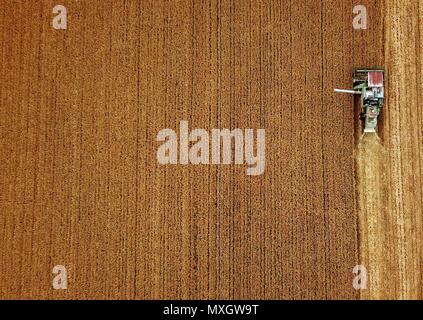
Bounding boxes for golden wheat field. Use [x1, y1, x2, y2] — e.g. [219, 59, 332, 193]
[0, 0, 422, 299]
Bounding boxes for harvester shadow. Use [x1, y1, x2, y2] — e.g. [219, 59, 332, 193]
[355, 133, 390, 298]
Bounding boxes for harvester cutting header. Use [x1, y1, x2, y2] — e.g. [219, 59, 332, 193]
[335, 68, 385, 133]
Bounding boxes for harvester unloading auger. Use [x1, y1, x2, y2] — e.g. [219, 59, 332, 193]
[335, 69, 385, 133]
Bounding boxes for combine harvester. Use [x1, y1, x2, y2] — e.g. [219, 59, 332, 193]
[335, 68, 385, 133]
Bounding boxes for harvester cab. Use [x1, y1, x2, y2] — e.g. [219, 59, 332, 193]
[335, 69, 385, 133]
